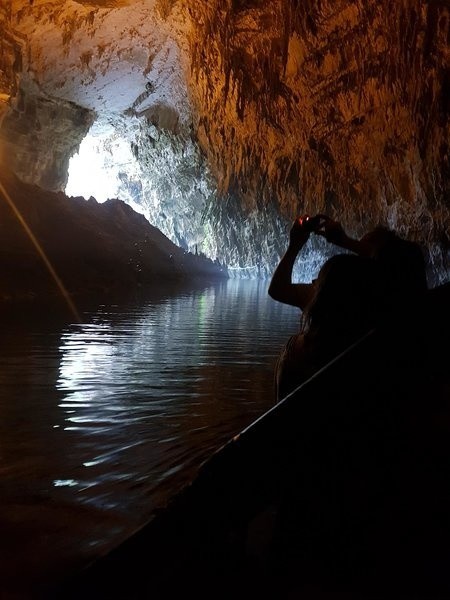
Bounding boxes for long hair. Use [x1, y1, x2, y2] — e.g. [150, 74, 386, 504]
[301, 254, 379, 351]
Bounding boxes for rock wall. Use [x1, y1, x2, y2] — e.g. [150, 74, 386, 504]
[0, 87, 94, 191]
[0, 0, 449, 281]
[188, 0, 450, 267]
[0, 0, 191, 191]
[0, 2, 23, 126]
[0, 1, 95, 190]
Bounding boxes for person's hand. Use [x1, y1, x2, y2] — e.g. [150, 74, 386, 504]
[316, 217, 349, 246]
[289, 216, 311, 248]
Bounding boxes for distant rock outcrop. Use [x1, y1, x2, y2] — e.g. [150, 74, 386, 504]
[0, 164, 227, 303]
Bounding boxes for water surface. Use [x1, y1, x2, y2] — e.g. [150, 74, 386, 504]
[0, 279, 300, 596]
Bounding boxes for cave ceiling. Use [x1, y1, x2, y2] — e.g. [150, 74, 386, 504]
[0, 0, 449, 279]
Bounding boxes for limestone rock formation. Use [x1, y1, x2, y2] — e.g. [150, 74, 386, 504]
[0, 0, 449, 281]
[188, 0, 450, 275]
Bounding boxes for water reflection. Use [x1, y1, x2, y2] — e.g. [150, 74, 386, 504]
[0, 279, 300, 595]
[55, 281, 296, 511]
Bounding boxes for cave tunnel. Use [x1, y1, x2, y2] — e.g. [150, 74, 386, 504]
[0, 1, 449, 599]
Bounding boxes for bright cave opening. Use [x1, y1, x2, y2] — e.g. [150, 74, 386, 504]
[65, 128, 144, 215]
[64, 124, 325, 281]
[65, 122, 221, 270]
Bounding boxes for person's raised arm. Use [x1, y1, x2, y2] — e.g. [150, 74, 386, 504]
[317, 217, 369, 255]
[268, 218, 315, 310]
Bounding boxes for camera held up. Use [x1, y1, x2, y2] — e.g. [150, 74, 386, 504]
[297, 214, 328, 232]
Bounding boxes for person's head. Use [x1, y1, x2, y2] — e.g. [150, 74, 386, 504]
[360, 226, 397, 258]
[302, 254, 379, 342]
[362, 227, 428, 310]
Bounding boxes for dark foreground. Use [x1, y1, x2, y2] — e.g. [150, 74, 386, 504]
[47, 283, 449, 600]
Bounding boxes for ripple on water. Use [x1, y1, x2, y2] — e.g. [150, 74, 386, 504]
[0, 279, 301, 595]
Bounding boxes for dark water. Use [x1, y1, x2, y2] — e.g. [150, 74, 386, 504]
[0, 279, 300, 597]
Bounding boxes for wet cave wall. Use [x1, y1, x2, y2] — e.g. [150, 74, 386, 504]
[0, 0, 449, 282]
[0, 0, 244, 273]
[187, 0, 450, 281]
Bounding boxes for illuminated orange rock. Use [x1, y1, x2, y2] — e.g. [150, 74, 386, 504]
[188, 0, 450, 245]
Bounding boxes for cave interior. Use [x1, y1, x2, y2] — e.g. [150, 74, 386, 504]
[0, 0, 449, 301]
[1, 2, 450, 598]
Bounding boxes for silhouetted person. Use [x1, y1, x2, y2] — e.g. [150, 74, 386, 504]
[269, 215, 379, 401]
[313, 217, 433, 420]
[318, 219, 428, 316]
[268, 217, 450, 598]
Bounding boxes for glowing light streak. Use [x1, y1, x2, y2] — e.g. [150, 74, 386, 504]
[53, 479, 78, 487]
[0, 178, 81, 322]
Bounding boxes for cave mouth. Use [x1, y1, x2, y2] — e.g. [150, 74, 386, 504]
[64, 114, 233, 264]
[63, 122, 330, 282]
[65, 125, 144, 215]
[64, 120, 220, 264]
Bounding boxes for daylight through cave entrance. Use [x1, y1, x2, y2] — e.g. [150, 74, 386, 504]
[66, 128, 144, 213]
[64, 123, 329, 281]
[65, 121, 223, 267]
